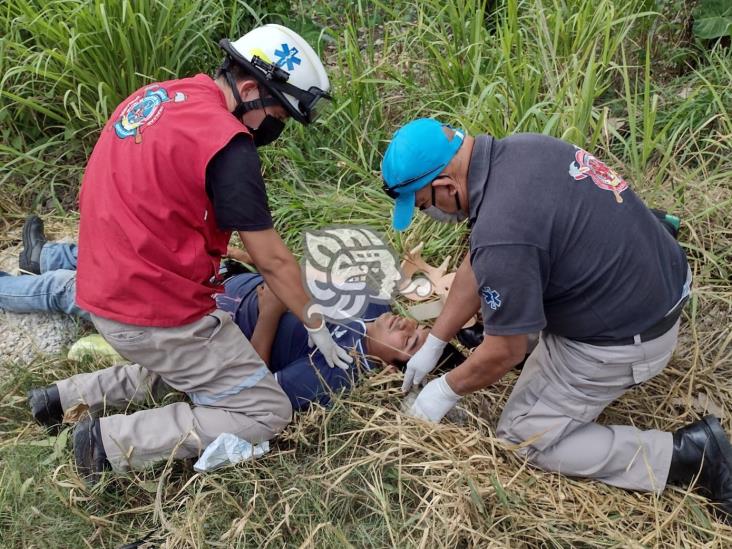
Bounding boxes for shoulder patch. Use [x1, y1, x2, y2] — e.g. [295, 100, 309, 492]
[480, 286, 502, 311]
[568, 147, 628, 203]
[114, 85, 186, 144]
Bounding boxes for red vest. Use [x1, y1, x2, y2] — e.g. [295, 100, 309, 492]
[76, 74, 249, 326]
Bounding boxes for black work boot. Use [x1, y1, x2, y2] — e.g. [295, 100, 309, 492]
[457, 324, 484, 349]
[667, 415, 732, 522]
[18, 215, 47, 274]
[27, 384, 64, 433]
[73, 415, 111, 485]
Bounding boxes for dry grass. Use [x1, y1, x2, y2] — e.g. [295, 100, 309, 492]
[5, 156, 732, 547]
[1, 269, 731, 546]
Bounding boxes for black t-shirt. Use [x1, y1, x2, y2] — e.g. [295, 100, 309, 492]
[467, 133, 688, 342]
[205, 133, 274, 231]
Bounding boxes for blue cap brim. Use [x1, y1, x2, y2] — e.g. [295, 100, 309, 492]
[392, 192, 416, 231]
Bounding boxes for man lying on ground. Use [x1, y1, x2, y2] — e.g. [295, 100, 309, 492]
[18, 220, 460, 479]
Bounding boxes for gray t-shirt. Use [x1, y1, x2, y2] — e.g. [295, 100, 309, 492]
[468, 133, 688, 341]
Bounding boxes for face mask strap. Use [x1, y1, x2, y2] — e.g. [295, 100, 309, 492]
[433, 178, 463, 214]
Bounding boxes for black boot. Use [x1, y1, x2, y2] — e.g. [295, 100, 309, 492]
[18, 215, 47, 274]
[667, 415, 732, 521]
[73, 414, 111, 485]
[456, 325, 527, 369]
[27, 384, 64, 433]
[457, 324, 484, 349]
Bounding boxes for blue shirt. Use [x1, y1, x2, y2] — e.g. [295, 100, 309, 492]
[215, 273, 390, 411]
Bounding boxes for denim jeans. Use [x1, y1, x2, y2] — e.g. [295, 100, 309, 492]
[0, 242, 89, 319]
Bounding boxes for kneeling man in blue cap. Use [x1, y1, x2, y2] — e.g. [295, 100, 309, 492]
[380, 117, 732, 520]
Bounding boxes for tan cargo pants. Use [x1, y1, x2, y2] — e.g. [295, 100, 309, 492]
[56, 309, 292, 471]
[496, 319, 680, 493]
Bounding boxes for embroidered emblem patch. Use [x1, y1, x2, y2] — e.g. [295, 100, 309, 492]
[274, 43, 301, 71]
[568, 148, 628, 203]
[480, 286, 502, 311]
[114, 86, 186, 143]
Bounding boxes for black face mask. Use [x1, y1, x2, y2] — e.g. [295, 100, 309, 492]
[247, 114, 285, 147]
[220, 59, 285, 147]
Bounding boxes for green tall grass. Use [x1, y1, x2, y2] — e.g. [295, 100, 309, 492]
[2, 1, 218, 140]
[0, 0, 274, 213]
[265, 0, 731, 263]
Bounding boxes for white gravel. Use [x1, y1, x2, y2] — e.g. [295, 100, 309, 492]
[0, 242, 82, 367]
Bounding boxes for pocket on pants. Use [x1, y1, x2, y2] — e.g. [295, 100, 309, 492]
[631, 350, 673, 385]
[198, 310, 260, 366]
[191, 312, 225, 342]
[503, 371, 606, 434]
[500, 390, 584, 453]
[105, 329, 148, 343]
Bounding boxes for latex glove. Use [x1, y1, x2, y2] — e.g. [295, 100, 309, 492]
[307, 320, 353, 370]
[401, 333, 447, 392]
[408, 374, 461, 423]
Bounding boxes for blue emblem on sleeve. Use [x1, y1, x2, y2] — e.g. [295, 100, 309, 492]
[480, 286, 502, 311]
[274, 43, 301, 71]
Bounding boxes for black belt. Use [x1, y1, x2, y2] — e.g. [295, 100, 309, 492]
[574, 296, 688, 347]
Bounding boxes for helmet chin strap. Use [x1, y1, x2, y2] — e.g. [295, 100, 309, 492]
[233, 95, 280, 120]
[221, 56, 280, 120]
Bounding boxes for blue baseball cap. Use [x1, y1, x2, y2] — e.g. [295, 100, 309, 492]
[381, 118, 464, 231]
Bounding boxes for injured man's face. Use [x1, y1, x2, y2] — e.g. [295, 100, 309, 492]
[364, 312, 430, 367]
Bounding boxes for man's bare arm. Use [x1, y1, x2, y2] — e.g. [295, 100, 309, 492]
[431, 251, 481, 341]
[250, 284, 287, 366]
[238, 229, 319, 328]
[226, 245, 253, 264]
[446, 334, 528, 395]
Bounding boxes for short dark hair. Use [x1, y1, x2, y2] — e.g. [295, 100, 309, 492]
[433, 343, 466, 373]
[392, 343, 465, 373]
[215, 59, 255, 82]
[216, 59, 278, 105]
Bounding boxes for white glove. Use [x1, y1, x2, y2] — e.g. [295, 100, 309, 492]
[408, 374, 461, 423]
[401, 333, 447, 392]
[307, 320, 353, 370]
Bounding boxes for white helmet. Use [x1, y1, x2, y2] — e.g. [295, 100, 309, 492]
[219, 24, 331, 125]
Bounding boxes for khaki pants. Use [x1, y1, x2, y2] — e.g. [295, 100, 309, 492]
[56, 310, 292, 471]
[496, 320, 679, 493]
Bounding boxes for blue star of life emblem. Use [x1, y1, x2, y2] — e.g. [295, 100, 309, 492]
[274, 43, 302, 71]
[480, 286, 502, 311]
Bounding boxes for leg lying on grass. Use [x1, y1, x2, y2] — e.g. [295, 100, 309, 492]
[0, 238, 89, 319]
[0, 268, 88, 319]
